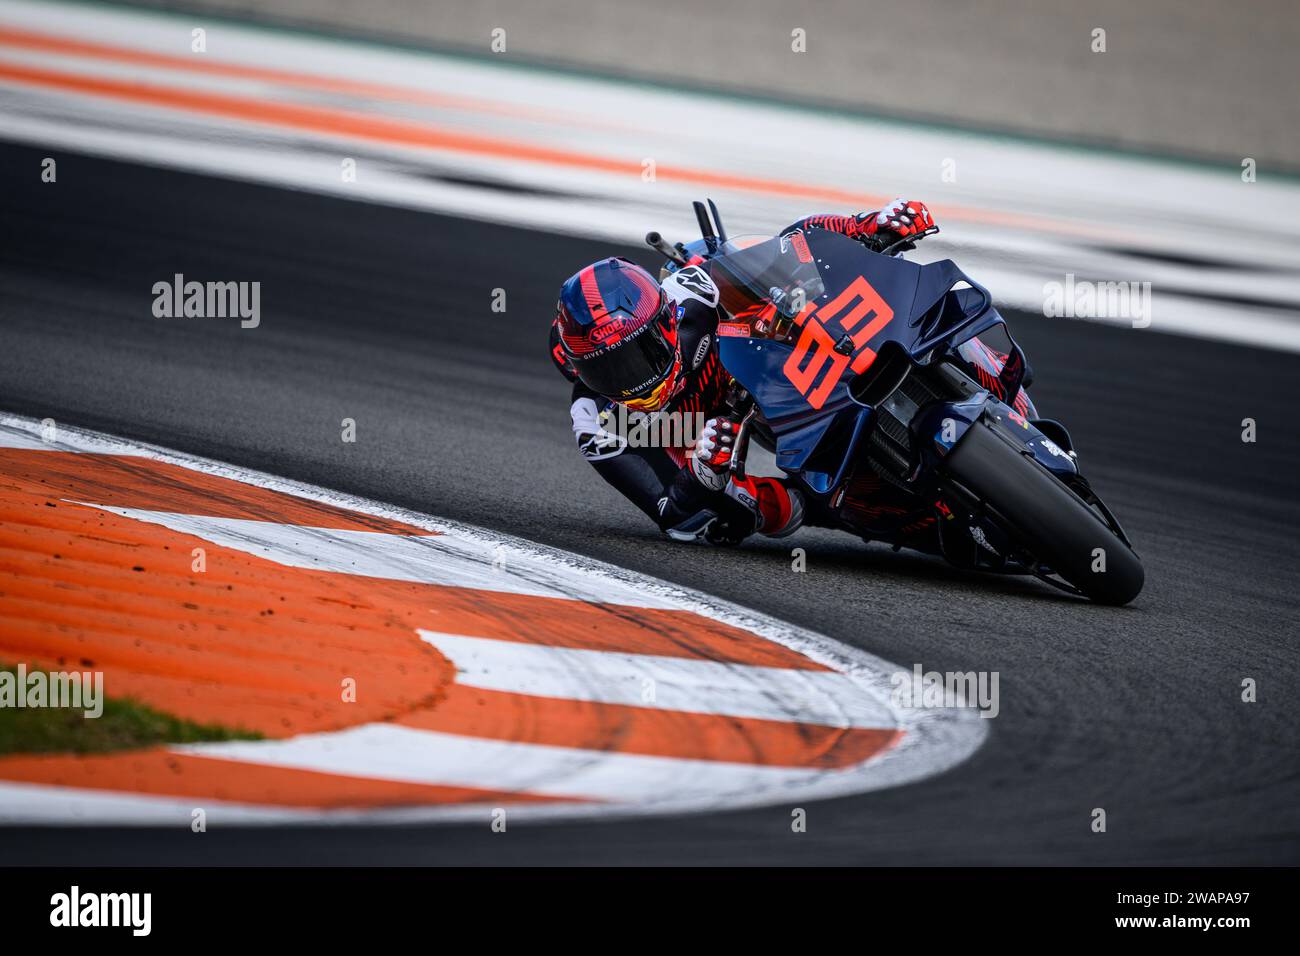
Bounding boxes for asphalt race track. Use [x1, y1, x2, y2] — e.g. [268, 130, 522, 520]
[1, 141, 1297, 865]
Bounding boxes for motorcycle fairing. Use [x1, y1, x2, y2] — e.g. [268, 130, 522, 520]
[714, 230, 1000, 473]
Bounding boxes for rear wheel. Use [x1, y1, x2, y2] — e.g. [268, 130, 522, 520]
[941, 418, 1144, 605]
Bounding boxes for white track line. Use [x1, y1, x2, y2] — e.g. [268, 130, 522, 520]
[73, 504, 677, 608]
[182, 724, 843, 805]
[0, 780, 315, 824]
[419, 630, 894, 728]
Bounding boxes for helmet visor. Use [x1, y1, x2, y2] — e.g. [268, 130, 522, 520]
[570, 315, 676, 400]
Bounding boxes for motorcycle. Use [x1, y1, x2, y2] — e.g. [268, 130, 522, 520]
[646, 200, 1144, 605]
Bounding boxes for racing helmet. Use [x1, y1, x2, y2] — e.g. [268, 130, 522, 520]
[555, 257, 684, 411]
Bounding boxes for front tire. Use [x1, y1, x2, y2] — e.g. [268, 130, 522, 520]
[941, 418, 1144, 605]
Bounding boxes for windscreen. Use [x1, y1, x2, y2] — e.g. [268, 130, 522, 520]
[709, 231, 825, 323]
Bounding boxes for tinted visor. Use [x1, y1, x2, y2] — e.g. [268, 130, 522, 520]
[571, 315, 675, 400]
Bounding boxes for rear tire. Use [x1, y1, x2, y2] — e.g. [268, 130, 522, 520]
[942, 419, 1144, 605]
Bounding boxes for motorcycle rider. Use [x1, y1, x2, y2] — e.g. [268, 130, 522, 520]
[549, 199, 938, 544]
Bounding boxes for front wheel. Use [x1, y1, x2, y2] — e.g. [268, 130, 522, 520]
[941, 419, 1144, 605]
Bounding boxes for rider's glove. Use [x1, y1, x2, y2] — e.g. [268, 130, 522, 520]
[857, 199, 938, 253]
[688, 416, 739, 491]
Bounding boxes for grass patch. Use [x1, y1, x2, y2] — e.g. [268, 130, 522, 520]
[0, 664, 263, 756]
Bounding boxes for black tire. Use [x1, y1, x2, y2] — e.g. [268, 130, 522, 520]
[941, 418, 1145, 605]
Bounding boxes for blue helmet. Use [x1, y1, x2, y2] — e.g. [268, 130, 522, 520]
[554, 257, 682, 408]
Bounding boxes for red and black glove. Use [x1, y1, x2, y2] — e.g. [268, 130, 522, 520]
[857, 198, 938, 253]
[688, 416, 740, 491]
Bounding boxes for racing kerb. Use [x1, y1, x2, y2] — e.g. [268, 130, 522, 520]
[0, 414, 987, 824]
